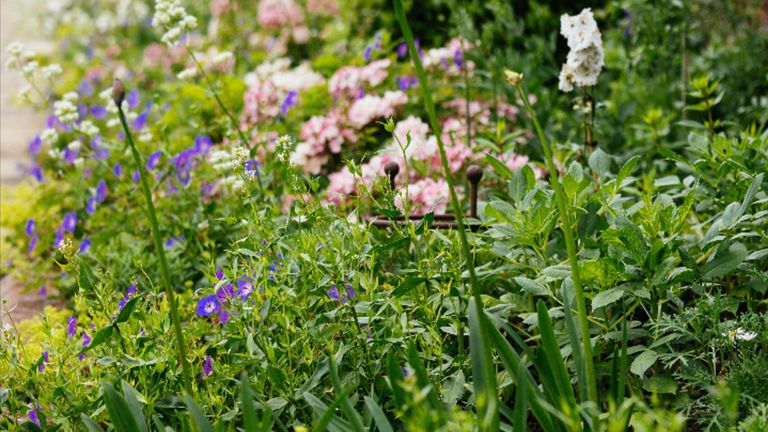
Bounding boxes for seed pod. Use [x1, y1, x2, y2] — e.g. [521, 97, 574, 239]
[111, 78, 125, 107]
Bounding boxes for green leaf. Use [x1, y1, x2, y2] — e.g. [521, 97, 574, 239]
[240, 372, 260, 432]
[513, 276, 549, 296]
[115, 297, 140, 324]
[702, 242, 748, 279]
[591, 288, 625, 311]
[364, 397, 394, 432]
[484, 154, 514, 179]
[79, 261, 98, 291]
[102, 381, 142, 432]
[183, 394, 215, 432]
[588, 148, 611, 177]
[617, 155, 639, 185]
[327, 355, 365, 430]
[81, 415, 106, 432]
[468, 298, 500, 432]
[630, 350, 658, 377]
[79, 326, 114, 356]
[391, 276, 428, 297]
[642, 376, 678, 394]
[120, 381, 147, 432]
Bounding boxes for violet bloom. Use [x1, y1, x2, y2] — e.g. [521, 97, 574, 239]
[146, 151, 161, 170]
[236, 279, 254, 301]
[67, 316, 77, 339]
[62, 211, 77, 233]
[245, 160, 261, 177]
[28, 135, 42, 154]
[126, 89, 139, 109]
[344, 284, 356, 303]
[216, 283, 235, 302]
[53, 228, 64, 248]
[194, 135, 212, 154]
[86, 197, 98, 215]
[217, 310, 230, 324]
[91, 137, 110, 160]
[281, 91, 298, 116]
[374, 33, 382, 49]
[397, 42, 408, 58]
[132, 170, 140, 183]
[28, 409, 41, 427]
[203, 355, 213, 378]
[196, 295, 221, 317]
[28, 235, 38, 255]
[63, 147, 79, 164]
[114, 162, 122, 177]
[79, 79, 94, 97]
[30, 166, 43, 183]
[127, 283, 138, 296]
[96, 180, 107, 202]
[25, 219, 35, 236]
[39, 285, 47, 299]
[38, 351, 49, 372]
[453, 49, 464, 67]
[90, 105, 107, 119]
[363, 45, 373, 62]
[397, 76, 411, 91]
[327, 284, 340, 301]
[132, 111, 150, 131]
[216, 268, 224, 280]
[78, 238, 91, 254]
[79, 332, 91, 360]
[164, 236, 184, 248]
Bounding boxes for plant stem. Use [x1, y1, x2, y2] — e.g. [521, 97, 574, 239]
[514, 84, 599, 420]
[117, 105, 194, 394]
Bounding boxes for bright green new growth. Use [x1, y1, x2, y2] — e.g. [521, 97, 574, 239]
[114, 79, 194, 394]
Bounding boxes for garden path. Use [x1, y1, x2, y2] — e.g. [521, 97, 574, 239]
[1, 0, 54, 325]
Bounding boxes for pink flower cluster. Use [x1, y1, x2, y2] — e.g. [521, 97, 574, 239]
[328, 59, 391, 98]
[257, 0, 310, 43]
[290, 114, 357, 174]
[347, 91, 408, 128]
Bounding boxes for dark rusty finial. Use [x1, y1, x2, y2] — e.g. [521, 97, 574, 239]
[384, 161, 399, 191]
[467, 165, 483, 218]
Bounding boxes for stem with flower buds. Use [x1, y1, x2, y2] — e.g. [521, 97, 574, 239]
[114, 80, 194, 394]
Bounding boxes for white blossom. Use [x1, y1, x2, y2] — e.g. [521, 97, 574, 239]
[176, 67, 197, 80]
[724, 328, 758, 342]
[41, 128, 58, 145]
[77, 120, 100, 137]
[558, 8, 604, 92]
[210, 51, 233, 65]
[54, 99, 79, 123]
[41, 64, 63, 79]
[153, 0, 198, 46]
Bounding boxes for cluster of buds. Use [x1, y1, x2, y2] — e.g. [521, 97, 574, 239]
[232, 146, 249, 170]
[58, 237, 77, 261]
[53, 92, 80, 124]
[152, 0, 198, 46]
[274, 135, 293, 163]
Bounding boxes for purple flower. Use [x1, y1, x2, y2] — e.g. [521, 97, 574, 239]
[79, 332, 92, 360]
[79, 79, 94, 97]
[196, 295, 221, 317]
[146, 151, 161, 170]
[397, 42, 408, 58]
[236, 279, 254, 301]
[96, 180, 107, 202]
[216, 283, 235, 302]
[276, 252, 284, 259]
[397, 76, 411, 91]
[194, 135, 212, 154]
[281, 90, 298, 116]
[114, 163, 122, 177]
[28, 409, 41, 427]
[356, 87, 365, 99]
[63, 147, 79, 164]
[62, 211, 77, 233]
[203, 355, 213, 378]
[78, 239, 91, 253]
[344, 284, 356, 302]
[30, 166, 43, 183]
[38, 351, 49, 372]
[374, 33, 383, 49]
[90, 105, 107, 119]
[28, 235, 38, 255]
[217, 310, 230, 324]
[453, 49, 464, 67]
[327, 284, 340, 301]
[246, 159, 261, 177]
[86, 197, 98, 214]
[54, 228, 64, 248]
[67, 316, 77, 339]
[402, 367, 410, 378]
[164, 236, 185, 248]
[91, 136, 110, 160]
[126, 89, 140, 109]
[132, 111, 150, 131]
[216, 268, 224, 280]
[40, 285, 47, 299]
[363, 45, 373, 62]
[28, 135, 42, 155]
[132, 170, 140, 183]
[127, 283, 138, 296]
[25, 219, 35, 237]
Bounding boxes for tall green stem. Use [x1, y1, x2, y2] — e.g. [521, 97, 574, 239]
[514, 83, 598, 418]
[116, 96, 194, 394]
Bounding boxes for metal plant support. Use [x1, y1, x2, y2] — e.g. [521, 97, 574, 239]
[364, 162, 484, 231]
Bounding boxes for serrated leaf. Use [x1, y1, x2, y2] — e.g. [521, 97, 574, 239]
[591, 288, 625, 311]
[630, 350, 658, 377]
[513, 276, 549, 296]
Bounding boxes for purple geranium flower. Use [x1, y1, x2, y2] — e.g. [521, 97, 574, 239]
[28, 135, 42, 155]
[78, 239, 91, 253]
[327, 284, 340, 301]
[90, 105, 107, 119]
[113, 163, 122, 177]
[453, 49, 464, 67]
[132, 170, 140, 183]
[25, 219, 35, 237]
[127, 283, 138, 296]
[86, 197, 98, 215]
[202, 355, 213, 378]
[281, 90, 298, 116]
[79, 331, 91, 360]
[132, 111, 150, 131]
[30, 166, 43, 183]
[246, 159, 261, 177]
[40, 285, 47, 299]
[91, 136, 110, 160]
[146, 151, 161, 170]
[194, 135, 212, 154]
[28, 235, 38, 255]
[196, 295, 221, 317]
[216, 283, 235, 302]
[397, 76, 411, 91]
[397, 42, 408, 58]
[38, 351, 49, 372]
[28, 409, 41, 427]
[217, 310, 230, 324]
[236, 279, 254, 301]
[216, 268, 224, 280]
[96, 180, 107, 202]
[363, 45, 373, 62]
[54, 228, 64, 248]
[67, 316, 77, 339]
[62, 211, 77, 233]
[126, 89, 139, 109]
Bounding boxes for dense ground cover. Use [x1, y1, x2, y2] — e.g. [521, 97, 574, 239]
[1, 0, 767, 430]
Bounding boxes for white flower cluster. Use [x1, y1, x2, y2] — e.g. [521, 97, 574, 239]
[5, 42, 63, 104]
[723, 328, 758, 342]
[41, 128, 58, 146]
[54, 92, 80, 124]
[558, 8, 604, 93]
[152, 0, 198, 46]
[77, 120, 100, 137]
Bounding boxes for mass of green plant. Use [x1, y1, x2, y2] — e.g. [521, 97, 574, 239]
[1, 0, 767, 431]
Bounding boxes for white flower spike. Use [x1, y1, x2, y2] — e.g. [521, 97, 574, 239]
[558, 8, 604, 92]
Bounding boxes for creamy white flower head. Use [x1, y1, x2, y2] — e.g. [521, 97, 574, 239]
[6, 41, 24, 56]
[77, 120, 100, 137]
[22, 61, 38, 77]
[724, 328, 758, 342]
[210, 51, 233, 65]
[558, 8, 604, 92]
[176, 68, 197, 80]
[54, 99, 79, 123]
[41, 64, 63, 79]
[41, 128, 58, 145]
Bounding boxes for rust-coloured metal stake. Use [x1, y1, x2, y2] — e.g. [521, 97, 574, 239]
[467, 164, 483, 218]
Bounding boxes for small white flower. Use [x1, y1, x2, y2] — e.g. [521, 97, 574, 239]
[724, 327, 758, 342]
[77, 120, 99, 137]
[6, 41, 24, 56]
[558, 8, 604, 92]
[63, 91, 79, 102]
[176, 68, 197, 80]
[4, 57, 19, 70]
[21, 61, 38, 77]
[41, 128, 58, 145]
[53, 99, 79, 123]
[67, 140, 82, 151]
[73, 157, 84, 168]
[210, 51, 233, 65]
[41, 64, 63, 79]
[139, 130, 153, 142]
[17, 85, 32, 101]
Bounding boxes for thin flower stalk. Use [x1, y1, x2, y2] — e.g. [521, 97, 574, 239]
[512, 78, 599, 420]
[113, 79, 194, 394]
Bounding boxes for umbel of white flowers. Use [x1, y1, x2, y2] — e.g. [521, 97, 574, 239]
[558, 8, 604, 93]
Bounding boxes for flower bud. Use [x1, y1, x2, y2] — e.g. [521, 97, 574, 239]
[504, 69, 524, 86]
[111, 78, 125, 107]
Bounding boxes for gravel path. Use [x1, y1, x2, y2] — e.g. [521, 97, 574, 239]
[1, 0, 54, 325]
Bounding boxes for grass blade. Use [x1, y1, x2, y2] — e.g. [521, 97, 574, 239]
[183, 394, 214, 432]
[468, 298, 500, 431]
[364, 396, 394, 432]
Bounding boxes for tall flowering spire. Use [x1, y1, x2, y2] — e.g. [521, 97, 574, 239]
[558, 8, 604, 92]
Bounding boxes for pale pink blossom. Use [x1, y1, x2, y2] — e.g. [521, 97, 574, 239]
[347, 91, 408, 128]
[290, 142, 329, 174]
[307, 0, 339, 16]
[258, 0, 305, 29]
